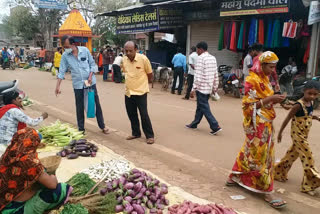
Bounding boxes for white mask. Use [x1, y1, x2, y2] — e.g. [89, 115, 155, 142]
[64, 48, 72, 54]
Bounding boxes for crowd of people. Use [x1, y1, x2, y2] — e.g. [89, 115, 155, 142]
[1, 34, 320, 212]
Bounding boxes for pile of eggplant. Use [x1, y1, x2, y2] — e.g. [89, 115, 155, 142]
[56, 139, 98, 159]
[100, 168, 169, 214]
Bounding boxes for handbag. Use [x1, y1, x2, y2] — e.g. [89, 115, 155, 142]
[84, 87, 96, 118]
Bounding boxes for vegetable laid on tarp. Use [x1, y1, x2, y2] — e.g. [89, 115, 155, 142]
[39, 120, 84, 146]
[67, 173, 97, 197]
[81, 159, 131, 181]
[56, 139, 98, 159]
[99, 168, 169, 213]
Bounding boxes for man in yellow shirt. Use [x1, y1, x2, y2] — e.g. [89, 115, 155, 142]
[53, 47, 62, 73]
[122, 41, 155, 144]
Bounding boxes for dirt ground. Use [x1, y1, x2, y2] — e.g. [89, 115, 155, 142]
[2, 68, 320, 214]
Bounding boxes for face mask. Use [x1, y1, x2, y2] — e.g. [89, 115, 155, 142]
[64, 48, 72, 54]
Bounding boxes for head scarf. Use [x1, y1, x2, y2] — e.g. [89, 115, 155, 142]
[259, 51, 279, 64]
[0, 128, 44, 211]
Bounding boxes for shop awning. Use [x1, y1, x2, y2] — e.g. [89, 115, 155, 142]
[95, 0, 205, 17]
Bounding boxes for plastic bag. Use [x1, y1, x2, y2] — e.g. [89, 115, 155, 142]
[84, 87, 96, 118]
[211, 92, 221, 101]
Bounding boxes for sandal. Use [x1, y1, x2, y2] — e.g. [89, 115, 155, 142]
[265, 198, 287, 209]
[126, 136, 141, 140]
[146, 138, 155, 144]
[102, 129, 110, 135]
[225, 179, 237, 187]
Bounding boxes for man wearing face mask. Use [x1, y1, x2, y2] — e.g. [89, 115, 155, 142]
[279, 57, 298, 96]
[55, 35, 109, 134]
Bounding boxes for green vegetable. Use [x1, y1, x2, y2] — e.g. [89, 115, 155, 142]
[67, 173, 97, 196]
[39, 120, 84, 147]
[83, 192, 118, 214]
[61, 203, 88, 214]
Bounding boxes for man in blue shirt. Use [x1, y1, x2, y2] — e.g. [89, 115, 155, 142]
[171, 48, 187, 95]
[1, 47, 9, 69]
[55, 35, 109, 134]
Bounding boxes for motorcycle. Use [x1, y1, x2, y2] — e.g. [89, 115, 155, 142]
[1, 58, 16, 70]
[218, 65, 242, 98]
[0, 80, 24, 107]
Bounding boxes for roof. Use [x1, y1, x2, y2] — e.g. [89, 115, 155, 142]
[95, 0, 205, 17]
[59, 9, 92, 36]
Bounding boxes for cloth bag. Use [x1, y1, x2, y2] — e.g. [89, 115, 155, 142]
[84, 87, 96, 118]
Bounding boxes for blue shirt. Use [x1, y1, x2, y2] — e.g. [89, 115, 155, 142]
[2, 50, 8, 59]
[58, 46, 98, 89]
[172, 53, 187, 72]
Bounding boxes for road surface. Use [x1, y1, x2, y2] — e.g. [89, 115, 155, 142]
[2, 68, 320, 213]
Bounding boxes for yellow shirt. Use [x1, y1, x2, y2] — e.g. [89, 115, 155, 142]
[122, 53, 152, 97]
[54, 52, 62, 68]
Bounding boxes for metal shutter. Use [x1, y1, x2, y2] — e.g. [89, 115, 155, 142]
[190, 21, 241, 68]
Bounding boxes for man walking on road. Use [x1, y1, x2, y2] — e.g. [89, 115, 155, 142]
[122, 41, 155, 144]
[183, 46, 198, 100]
[242, 47, 254, 81]
[186, 42, 222, 135]
[55, 35, 109, 135]
[171, 47, 187, 95]
[102, 47, 115, 81]
[38, 46, 46, 68]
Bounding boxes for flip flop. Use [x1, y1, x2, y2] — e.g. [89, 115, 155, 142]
[225, 180, 237, 187]
[102, 129, 109, 135]
[146, 138, 155, 144]
[265, 199, 287, 209]
[126, 136, 141, 140]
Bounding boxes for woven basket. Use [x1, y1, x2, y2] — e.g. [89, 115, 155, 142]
[40, 156, 62, 174]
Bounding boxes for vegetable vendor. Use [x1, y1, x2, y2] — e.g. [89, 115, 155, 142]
[0, 91, 48, 155]
[55, 35, 109, 135]
[227, 51, 287, 209]
[0, 127, 73, 213]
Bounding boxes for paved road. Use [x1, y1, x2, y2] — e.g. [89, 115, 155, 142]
[2, 68, 320, 213]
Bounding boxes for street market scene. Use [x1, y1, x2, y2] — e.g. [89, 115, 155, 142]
[1, 0, 320, 213]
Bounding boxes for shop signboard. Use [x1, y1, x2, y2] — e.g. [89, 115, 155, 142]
[34, 0, 68, 10]
[116, 8, 159, 34]
[308, 1, 320, 25]
[220, 0, 289, 17]
[158, 8, 184, 30]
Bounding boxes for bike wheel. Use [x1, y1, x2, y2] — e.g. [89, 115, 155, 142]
[234, 87, 241, 98]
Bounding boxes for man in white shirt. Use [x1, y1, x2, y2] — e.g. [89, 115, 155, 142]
[183, 47, 198, 100]
[113, 53, 123, 83]
[186, 42, 221, 135]
[242, 47, 255, 81]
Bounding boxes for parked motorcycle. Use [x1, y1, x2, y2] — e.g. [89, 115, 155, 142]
[1, 58, 16, 70]
[0, 80, 24, 107]
[218, 65, 242, 98]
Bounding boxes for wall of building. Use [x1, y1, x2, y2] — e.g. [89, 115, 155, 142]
[190, 21, 241, 68]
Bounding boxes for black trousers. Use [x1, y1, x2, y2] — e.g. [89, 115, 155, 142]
[125, 93, 154, 139]
[74, 84, 105, 131]
[185, 74, 194, 99]
[113, 64, 122, 83]
[171, 67, 184, 93]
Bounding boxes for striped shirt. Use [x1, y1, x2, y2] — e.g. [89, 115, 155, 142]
[192, 52, 218, 94]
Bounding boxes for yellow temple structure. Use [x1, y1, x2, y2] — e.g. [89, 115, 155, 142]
[54, 9, 98, 52]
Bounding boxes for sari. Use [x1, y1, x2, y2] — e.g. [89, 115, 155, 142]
[0, 128, 70, 213]
[229, 51, 278, 194]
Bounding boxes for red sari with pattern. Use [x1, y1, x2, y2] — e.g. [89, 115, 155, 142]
[0, 128, 44, 211]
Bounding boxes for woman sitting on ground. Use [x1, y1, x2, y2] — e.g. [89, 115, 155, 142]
[0, 91, 48, 155]
[0, 127, 72, 213]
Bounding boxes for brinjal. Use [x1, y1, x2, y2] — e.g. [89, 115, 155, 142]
[115, 205, 124, 212]
[149, 195, 157, 202]
[160, 186, 168, 194]
[117, 196, 123, 203]
[124, 196, 132, 203]
[124, 204, 133, 213]
[124, 182, 134, 190]
[77, 151, 91, 157]
[100, 188, 108, 196]
[112, 179, 119, 189]
[67, 153, 78, 159]
[60, 150, 66, 157]
[142, 196, 148, 204]
[131, 168, 140, 174]
[77, 139, 87, 144]
[134, 192, 143, 200]
[91, 152, 96, 157]
[145, 190, 151, 196]
[132, 204, 145, 214]
[147, 200, 153, 209]
[134, 182, 143, 192]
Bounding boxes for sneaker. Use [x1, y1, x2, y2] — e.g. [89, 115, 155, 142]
[210, 127, 222, 135]
[185, 124, 197, 130]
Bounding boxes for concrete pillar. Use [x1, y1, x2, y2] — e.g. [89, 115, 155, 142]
[307, 23, 320, 78]
[145, 33, 149, 50]
[186, 24, 191, 62]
